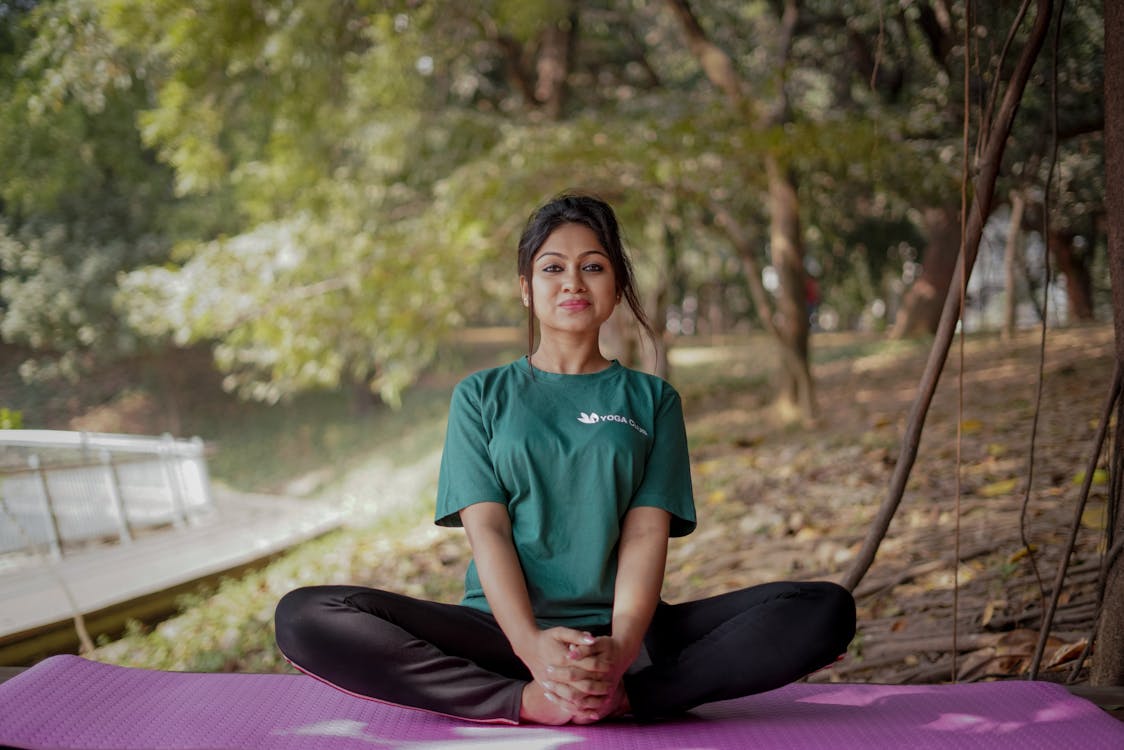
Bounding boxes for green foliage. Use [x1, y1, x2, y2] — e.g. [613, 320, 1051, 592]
[0, 0, 187, 377]
[0, 0, 1106, 405]
[491, 0, 572, 43]
[0, 407, 22, 429]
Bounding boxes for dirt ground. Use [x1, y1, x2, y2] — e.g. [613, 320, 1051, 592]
[671, 324, 1116, 686]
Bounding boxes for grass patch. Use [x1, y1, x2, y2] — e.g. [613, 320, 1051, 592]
[810, 332, 929, 366]
[183, 385, 453, 494]
[91, 490, 461, 672]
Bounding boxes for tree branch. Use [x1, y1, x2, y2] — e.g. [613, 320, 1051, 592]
[842, 0, 1056, 593]
[493, 33, 538, 107]
[714, 208, 777, 338]
[765, 0, 799, 126]
[916, 0, 956, 70]
[662, 0, 745, 108]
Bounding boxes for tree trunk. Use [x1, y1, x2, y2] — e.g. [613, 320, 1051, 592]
[766, 154, 815, 418]
[1003, 192, 1026, 339]
[490, 7, 576, 121]
[1093, 0, 1124, 687]
[664, 0, 813, 418]
[1050, 230, 1096, 322]
[643, 281, 671, 379]
[494, 34, 537, 106]
[642, 220, 679, 380]
[891, 205, 961, 337]
[534, 10, 577, 120]
[663, 0, 745, 104]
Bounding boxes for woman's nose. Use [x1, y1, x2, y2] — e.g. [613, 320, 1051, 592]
[562, 270, 586, 292]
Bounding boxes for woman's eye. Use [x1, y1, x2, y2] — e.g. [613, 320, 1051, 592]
[541, 264, 562, 273]
[583, 263, 604, 272]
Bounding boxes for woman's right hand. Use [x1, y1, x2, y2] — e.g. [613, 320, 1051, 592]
[518, 628, 612, 713]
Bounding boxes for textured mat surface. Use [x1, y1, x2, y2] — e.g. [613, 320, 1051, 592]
[1, 655, 1123, 749]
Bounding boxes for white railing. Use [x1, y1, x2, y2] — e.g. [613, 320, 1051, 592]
[0, 430, 214, 559]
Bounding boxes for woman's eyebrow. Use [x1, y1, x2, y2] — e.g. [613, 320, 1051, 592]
[537, 249, 609, 260]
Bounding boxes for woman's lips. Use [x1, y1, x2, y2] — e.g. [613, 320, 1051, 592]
[560, 299, 591, 311]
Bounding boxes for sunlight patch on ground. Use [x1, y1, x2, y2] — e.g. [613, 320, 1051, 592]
[851, 349, 919, 374]
[670, 344, 753, 367]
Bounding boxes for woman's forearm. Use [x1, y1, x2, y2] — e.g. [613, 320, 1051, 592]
[611, 506, 671, 658]
[459, 502, 541, 655]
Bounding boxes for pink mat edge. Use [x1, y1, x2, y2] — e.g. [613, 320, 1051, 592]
[2, 653, 1123, 750]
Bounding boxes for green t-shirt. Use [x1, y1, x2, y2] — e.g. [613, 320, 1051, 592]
[435, 357, 696, 628]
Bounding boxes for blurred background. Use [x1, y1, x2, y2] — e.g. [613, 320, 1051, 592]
[0, 0, 1106, 436]
[0, 0, 1118, 689]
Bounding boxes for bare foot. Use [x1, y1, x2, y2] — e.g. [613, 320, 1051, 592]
[572, 681, 630, 725]
[520, 681, 574, 725]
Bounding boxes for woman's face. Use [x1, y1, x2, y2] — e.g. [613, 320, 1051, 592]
[521, 222, 619, 341]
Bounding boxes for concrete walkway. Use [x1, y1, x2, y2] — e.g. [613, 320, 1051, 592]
[0, 488, 345, 660]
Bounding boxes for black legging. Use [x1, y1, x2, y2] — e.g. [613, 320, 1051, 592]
[274, 581, 856, 724]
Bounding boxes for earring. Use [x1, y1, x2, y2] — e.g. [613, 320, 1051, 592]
[523, 296, 529, 306]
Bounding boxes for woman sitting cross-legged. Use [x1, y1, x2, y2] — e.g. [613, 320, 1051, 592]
[274, 192, 856, 725]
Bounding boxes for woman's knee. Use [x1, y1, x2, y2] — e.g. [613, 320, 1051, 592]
[810, 581, 857, 651]
[275, 588, 312, 646]
[274, 586, 344, 657]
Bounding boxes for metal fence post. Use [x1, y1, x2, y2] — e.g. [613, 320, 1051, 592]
[160, 434, 187, 529]
[28, 454, 63, 560]
[191, 436, 215, 511]
[100, 449, 133, 544]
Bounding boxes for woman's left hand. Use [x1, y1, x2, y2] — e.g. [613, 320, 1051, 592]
[552, 635, 636, 722]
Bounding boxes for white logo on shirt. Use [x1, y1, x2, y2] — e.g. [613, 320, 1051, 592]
[577, 412, 649, 437]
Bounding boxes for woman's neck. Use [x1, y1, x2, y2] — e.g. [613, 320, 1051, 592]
[529, 338, 612, 375]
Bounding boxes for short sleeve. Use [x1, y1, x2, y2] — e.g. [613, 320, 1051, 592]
[434, 379, 508, 528]
[630, 387, 696, 537]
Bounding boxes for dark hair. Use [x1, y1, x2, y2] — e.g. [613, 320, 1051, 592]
[516, 192, 654, 358]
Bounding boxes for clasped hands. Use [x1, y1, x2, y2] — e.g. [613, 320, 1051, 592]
[523, 627, 635, 724]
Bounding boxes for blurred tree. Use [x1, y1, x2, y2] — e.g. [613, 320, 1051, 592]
[844, 0, 1059, 596]
[1, 0, 1104, 412]
[106, 0, 505, 404]
[662, 0, 818, 420]
[0, 0, 188, 381]
[1013, 0, 1104, 324]
[103, 0, 732, 403]
[886, 0, 1105, 334]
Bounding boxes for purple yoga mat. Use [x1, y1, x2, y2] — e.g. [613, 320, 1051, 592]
[0, 655, 1121, 749]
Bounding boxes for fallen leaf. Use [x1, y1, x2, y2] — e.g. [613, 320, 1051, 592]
[1046, 639, 1087, 669]
[981, 599, 1007, 627]
[979, 478, 1020, 497]
[1072, 469, 1109, 486]
[1081, 503, 1107, 530]
[961, 419, 984, 434]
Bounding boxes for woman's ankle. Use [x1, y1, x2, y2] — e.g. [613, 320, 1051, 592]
[519, 681, 574, 725]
